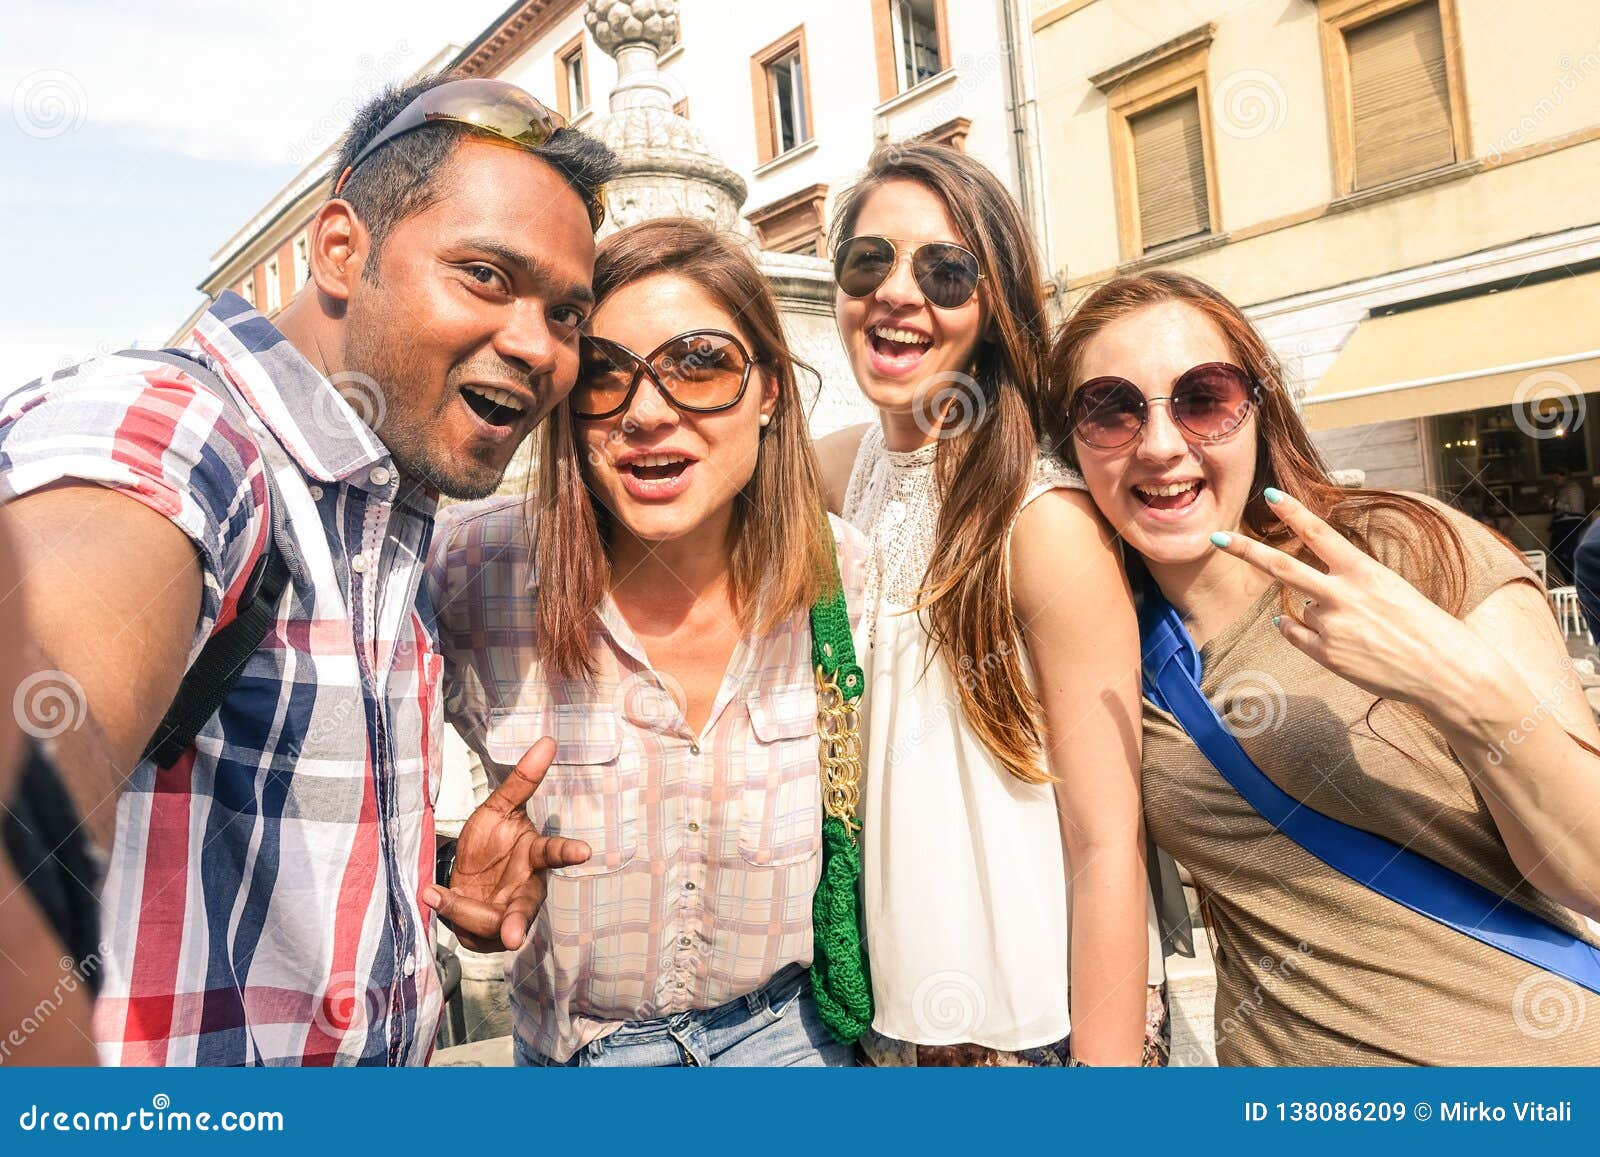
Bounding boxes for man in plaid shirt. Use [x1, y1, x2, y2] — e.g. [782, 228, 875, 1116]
[0, 74, 614, 1065]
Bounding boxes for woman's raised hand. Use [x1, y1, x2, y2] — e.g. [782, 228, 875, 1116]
[1209, 488, 1493, 710]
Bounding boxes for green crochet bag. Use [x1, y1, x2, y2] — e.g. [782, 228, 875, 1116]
[807, 558, 873, 1044]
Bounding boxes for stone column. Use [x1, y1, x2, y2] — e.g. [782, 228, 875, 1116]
[582, 0, 747, 234]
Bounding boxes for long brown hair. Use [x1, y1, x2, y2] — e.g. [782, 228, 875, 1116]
[1044, 270, 1468, 614]
[535, 217, 836, 679]
[831, 143, 1052, 785]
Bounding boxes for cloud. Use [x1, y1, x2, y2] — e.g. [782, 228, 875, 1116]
[3, 0, 509, 165]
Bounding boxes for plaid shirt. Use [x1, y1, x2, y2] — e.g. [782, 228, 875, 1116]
[425, 495, 866, 1063]
[0, 292, 444, 1065]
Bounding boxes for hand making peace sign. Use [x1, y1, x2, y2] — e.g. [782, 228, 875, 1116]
[1208, 488, 1491, 710]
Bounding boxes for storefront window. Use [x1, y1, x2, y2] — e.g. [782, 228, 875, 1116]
[1433, 393, 1593, 555]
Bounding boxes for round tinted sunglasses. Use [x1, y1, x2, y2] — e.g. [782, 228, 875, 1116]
[1069, 363, 1262, 450]
[833, 235, 985, 310]
[573, 329, 761, 420]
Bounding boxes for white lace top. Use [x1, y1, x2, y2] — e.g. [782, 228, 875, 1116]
[842, 425, 1087, 641]
[842, 423, 1163, 1049]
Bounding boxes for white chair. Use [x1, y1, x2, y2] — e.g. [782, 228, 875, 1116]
[1548, 585, 1593, 644]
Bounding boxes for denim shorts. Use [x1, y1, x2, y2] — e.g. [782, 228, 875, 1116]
[514, 964, 854, 1068]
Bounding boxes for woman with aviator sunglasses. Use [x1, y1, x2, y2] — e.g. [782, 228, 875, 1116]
[427, 218, 867, 1067]
[1048, 270, 1600, 1065]
[815, 143, 1172, 1067]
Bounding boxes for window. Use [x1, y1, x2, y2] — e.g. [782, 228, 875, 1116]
[1317, 0, 1469, 195]
[747, 183, 829, 255]
[293, 234, 310, 289]
[873, 0, 950, 101]
[751, 27, 813, 165]
[894, 0, 945, 90]
[239, 275, 255, 307]
[1130, 95, 1210, 251]
[1091, 25, 1220, 260]
[769, 50, 806, 154]
[265, 256, 281, 313]
[555, 33, 588, 119]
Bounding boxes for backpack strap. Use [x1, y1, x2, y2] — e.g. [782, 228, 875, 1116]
[1138, 582, 1600, 995]
[118, 349, 296, 770]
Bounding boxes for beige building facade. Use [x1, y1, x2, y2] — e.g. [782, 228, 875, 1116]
[1032, 0, 1600, 557]
[179, 0, 1048, 438]
[186, 0, 1037, 326]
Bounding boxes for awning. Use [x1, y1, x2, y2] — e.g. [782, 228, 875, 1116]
[1300, 270, 1600, 432]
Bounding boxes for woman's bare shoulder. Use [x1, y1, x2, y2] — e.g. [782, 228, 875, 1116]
[814, 422, 873, 515]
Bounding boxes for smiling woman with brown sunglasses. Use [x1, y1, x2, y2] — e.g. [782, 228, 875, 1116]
[815, 143, 1172, 1068]
[426, 218, 868, 1067]
[1048, 270, 1600, 1066]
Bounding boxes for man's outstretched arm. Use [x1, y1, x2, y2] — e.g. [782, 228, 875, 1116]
[4, 483, 202, 851]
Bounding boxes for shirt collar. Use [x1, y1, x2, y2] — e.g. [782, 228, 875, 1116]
[190, 291, 389, 485]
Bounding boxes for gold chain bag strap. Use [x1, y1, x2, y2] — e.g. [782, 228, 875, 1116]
[807, 541, 873, 1043]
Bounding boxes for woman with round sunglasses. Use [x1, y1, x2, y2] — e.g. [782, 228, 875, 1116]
[426, 218, 867, 1067]
[1047, 270, 1600, 1065]
[815, 143, 1170, 1067]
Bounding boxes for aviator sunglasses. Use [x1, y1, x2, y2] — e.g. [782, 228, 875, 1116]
[1068, 362, 1262, 450]
[833, 235, 985, 310]
[333, 78, 606, 231]
[572, 329, 762, 420]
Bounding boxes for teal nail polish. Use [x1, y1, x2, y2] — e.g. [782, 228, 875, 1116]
[1210, 531, 1232, 548]
[1272, 615, 1281, 629]
[1264, 487, 1284, 504]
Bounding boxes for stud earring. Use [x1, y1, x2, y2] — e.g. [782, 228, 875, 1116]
[759, 413, 772, 427]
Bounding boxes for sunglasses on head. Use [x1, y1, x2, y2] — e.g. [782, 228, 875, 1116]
[1068, 362, 1261, 450]
[333, 78, 606, 232]
[572, 329, 762, 420]
[833, 235, 984, 310]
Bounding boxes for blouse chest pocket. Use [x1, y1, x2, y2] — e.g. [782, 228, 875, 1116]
[737, 686, 822, 868]
[482, 706, 638, 877]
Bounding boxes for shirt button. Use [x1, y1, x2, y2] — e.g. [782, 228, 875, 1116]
[402, 953, 416, 978]
[370, 466, 392, 487]
[685, 881, 696, 891]
[679, 936, 692, 948]
[307, 485, 324, 501]
[351, 554, 368, 573]
[687, 822, 699, 833]
[689, 743, 700, 756]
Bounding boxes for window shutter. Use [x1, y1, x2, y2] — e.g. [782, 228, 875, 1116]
[1347, 1, 1455, 190]
[1131, 93, 1210, 251]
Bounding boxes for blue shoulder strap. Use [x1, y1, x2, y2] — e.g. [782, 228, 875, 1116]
[1138, 585, 1600, 995]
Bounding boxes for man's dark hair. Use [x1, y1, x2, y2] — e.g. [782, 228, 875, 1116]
[332, 70, 618, 279]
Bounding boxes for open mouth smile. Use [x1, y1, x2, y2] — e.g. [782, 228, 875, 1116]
[459, 383, 528, 433]
[865, 322, 933, 376]
[1132, 478, 1206, 517]
[615, 451, 699, 500]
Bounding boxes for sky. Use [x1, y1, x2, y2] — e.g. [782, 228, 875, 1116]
[0, 0, 515, 388]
